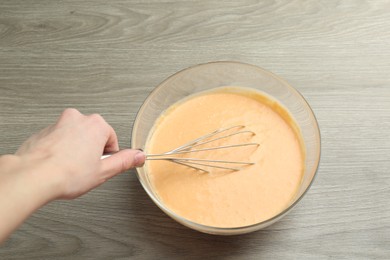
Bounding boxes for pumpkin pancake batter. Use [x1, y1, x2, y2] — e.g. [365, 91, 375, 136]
[145, 87, 305, 228]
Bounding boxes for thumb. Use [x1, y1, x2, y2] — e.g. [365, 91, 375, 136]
[100, 149, 146, 179]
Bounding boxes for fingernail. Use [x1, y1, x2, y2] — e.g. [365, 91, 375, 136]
[134, 151, 146, 167]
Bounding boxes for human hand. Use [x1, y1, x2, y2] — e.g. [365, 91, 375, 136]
[0, 108, 145, 242]
[15, 108, 145, 200]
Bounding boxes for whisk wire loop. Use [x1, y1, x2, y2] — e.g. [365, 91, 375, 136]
[146, 125, 259, 173]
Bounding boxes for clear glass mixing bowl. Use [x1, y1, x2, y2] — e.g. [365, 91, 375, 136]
[131, 61, 320, 235]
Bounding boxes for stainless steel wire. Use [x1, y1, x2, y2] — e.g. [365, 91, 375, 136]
[146, 125, 259, 173]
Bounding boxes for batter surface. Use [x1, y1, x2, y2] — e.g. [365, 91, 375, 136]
[145, 87, 304, 228]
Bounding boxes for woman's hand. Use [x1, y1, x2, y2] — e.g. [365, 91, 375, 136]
[0, 108, 145, 242]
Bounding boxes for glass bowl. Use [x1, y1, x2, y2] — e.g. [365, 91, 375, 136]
[131, 61, 320, 235]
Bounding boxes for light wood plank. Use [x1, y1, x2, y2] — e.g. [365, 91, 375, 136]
[1, 0, 389, 258]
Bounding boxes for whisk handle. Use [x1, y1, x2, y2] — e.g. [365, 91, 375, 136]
[100, 153, 113, 159]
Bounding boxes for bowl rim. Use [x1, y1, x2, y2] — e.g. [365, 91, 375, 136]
[131, 61, 321, 233]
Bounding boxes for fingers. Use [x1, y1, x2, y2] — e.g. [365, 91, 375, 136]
[56, 108, 82, 126]
[57, 108, 136, 180]
[102, 123, 119, 153]
[58, 109, 120, 152]
[86, 113, 120, 153]
[100, 149, 146, 179]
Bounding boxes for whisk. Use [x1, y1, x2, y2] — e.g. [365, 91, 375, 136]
[145, 125, 259, 173]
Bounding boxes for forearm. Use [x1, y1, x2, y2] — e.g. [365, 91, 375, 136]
[0, 154, 60, 243]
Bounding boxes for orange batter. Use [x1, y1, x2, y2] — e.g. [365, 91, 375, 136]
[145, 87, 305, 228]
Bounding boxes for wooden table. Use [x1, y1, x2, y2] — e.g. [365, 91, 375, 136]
[1, 1, 389, 258]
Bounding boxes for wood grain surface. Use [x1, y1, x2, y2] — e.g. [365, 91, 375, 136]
[1, 0, 389, 259]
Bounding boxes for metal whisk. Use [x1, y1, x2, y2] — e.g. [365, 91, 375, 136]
[146, 125, 259, 173]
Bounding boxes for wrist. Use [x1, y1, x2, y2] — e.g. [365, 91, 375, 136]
[20, 154, 65, 203]
[1, 153, 64, 206]
[0, 154, 60, 242]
